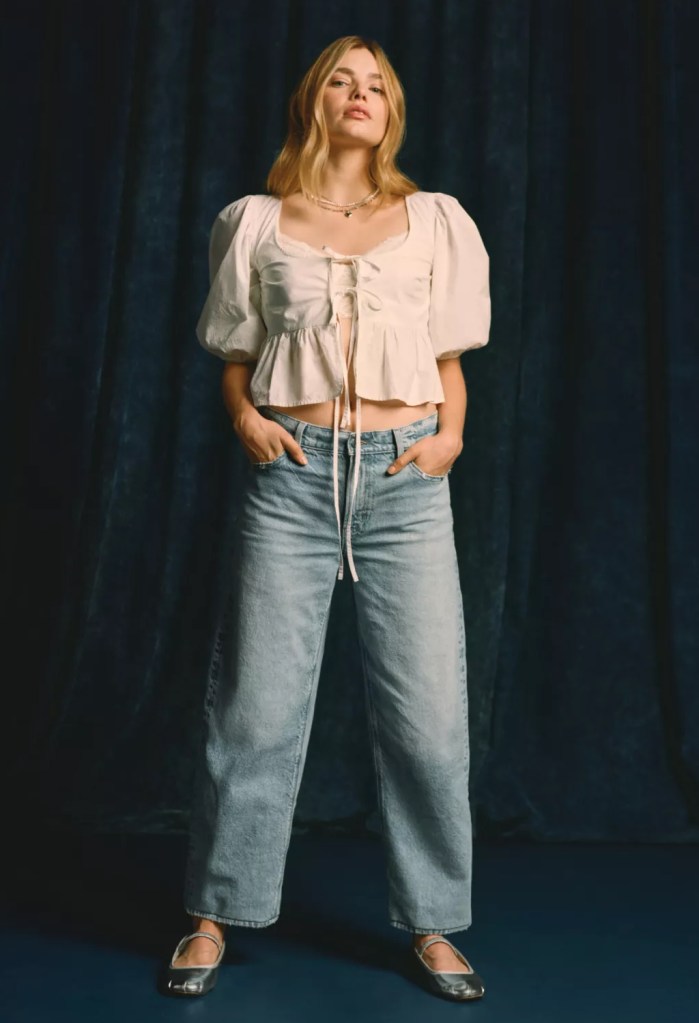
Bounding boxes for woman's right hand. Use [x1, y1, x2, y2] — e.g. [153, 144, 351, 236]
[233, 408, 308, 466]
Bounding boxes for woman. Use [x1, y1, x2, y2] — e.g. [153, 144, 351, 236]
[165, 35, 491, 1003]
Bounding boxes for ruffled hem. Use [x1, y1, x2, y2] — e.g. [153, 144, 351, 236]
[249, 323, 445, 407]
[250, 325, 344, 406]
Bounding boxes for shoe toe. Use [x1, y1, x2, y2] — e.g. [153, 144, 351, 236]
[450, 973, 486, 999]
[168, 974, 204, 995]
[434, 970, 485, 999]
[166, 964, 219, 997]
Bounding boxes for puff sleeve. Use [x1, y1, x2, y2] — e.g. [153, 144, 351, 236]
[428, 192, 491, 359]
[195, 195, 267, 362]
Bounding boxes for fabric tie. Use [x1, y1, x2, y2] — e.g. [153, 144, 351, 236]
[330, 259, 383, 582]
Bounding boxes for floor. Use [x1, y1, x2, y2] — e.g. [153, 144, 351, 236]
[1, 831, 696, 1021]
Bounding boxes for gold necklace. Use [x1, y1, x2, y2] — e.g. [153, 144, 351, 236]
[308, 187, 380, 217]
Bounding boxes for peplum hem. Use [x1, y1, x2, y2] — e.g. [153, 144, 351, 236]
[249, 321, 446, 408]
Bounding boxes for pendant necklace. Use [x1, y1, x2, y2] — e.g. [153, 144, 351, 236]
[308, 187, 380, 217]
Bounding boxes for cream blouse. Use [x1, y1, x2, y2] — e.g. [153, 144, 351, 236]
[195, 190, 491, 582]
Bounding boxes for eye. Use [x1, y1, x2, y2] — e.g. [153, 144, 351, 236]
[329, 78, 349, 87]
[370, 86, 385, 94]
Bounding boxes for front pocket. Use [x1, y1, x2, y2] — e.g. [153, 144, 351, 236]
[251, 449, 288, 468]
[406, 460, 450, 482]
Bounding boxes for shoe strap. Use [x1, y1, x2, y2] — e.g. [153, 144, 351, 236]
[415, 935, 456, 956]
[415, 935, 471, 966]
[178, 930, 224, 954]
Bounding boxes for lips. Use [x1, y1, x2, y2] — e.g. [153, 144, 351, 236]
[345, 106, 370, 118]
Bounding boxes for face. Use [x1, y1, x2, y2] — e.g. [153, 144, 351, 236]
[322, 47, 389, 149]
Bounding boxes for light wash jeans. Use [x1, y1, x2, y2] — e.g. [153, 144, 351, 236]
[183, 407, 473, 935]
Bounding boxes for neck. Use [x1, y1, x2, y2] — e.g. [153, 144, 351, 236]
[318, 148, 375, 203]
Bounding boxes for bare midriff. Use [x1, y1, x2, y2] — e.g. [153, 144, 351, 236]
[266, 309, 439, 433]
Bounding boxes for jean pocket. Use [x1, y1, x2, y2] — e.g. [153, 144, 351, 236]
[250, 449, 288, 468]
[406, 460, 451, 482]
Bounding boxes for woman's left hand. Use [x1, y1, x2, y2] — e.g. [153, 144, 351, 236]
[386, 430, 463, 477]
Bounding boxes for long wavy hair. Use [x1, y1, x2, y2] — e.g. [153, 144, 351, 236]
[266, 35, 419, 203]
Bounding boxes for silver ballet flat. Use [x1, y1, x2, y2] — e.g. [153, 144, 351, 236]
[165, 930, 226, 996]
[412, 935, 486, 1001]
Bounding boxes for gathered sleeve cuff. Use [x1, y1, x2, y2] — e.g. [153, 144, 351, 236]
[195, 195, 266, 363]
[428, 192, 491, 360]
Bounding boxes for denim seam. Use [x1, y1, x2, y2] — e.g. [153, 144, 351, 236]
[389, 919, 472, 935]
[455, 576, 470, 777]
[270, 581, 335, 916]
[183, 907, 280, 929]
[358, 637, 388, 832]
[251, 450, 287, 467]
[359, 633, 400, 914]
[453, 567, 472, 932]
[182, 590, 231, 906]
[406, 460, 450, 482]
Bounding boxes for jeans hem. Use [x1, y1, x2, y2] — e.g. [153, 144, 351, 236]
[389, 919, 472, 935]
[184, 906, 280, 928]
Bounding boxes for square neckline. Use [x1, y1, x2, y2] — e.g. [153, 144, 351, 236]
[273, 192, 414, 259]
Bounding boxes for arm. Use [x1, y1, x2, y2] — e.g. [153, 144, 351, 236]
[221, 362, 307, 466]
[387, 359, 464, 476]
[436, 357, 466, 457]
[222, 361, 258, 431]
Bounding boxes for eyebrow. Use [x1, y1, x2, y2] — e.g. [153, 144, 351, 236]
[333, 66, 384, 79]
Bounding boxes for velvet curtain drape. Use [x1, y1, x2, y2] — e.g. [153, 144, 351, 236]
[3, 0, 698, 842]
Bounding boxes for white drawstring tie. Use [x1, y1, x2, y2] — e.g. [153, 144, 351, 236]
[329, 256, 383, 583]
[332, 319, 361, 582]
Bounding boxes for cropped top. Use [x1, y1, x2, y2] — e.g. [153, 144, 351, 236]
[195, 190, 491, 582]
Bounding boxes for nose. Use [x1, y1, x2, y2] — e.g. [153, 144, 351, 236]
[352, 84, 368, 100]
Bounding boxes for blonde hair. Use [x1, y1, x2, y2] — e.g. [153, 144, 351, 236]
[266, 35, 419, 202]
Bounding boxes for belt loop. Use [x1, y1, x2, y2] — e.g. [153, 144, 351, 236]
[294, 419, 308, 445]
[392, 425, 407, 460]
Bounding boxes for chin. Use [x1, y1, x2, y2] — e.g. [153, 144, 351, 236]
[334, 126, 383, 147]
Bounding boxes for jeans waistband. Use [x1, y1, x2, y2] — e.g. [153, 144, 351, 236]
[258, 406, 439, 452]
[257, 402, 440, 584]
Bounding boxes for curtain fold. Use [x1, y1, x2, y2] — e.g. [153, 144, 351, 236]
[2, 0, 697, 841]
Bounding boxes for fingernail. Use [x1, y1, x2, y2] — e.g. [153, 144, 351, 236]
[387, 466, 396, 474]
[300, 457, 308, 465]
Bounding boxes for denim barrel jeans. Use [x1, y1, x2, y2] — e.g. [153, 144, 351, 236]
[182, 406, 473, 935]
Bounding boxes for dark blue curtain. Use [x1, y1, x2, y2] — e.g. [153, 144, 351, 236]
[3, 0, 698, 842]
